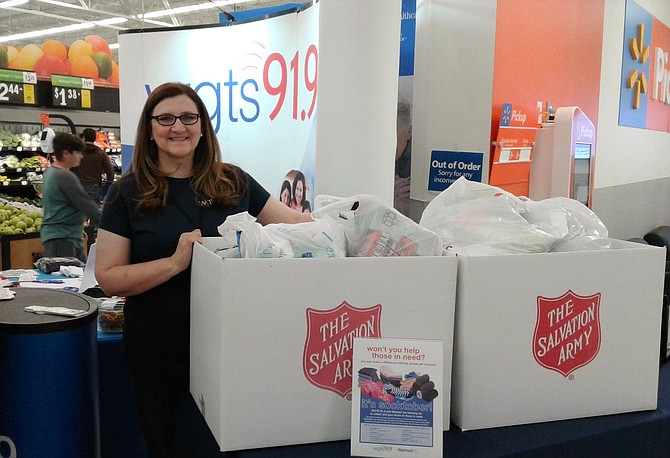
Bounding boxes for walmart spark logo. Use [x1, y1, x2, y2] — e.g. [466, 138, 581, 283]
[627, 23, 650, 109]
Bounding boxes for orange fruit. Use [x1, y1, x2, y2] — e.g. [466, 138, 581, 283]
[68, 40, 94, 63]
[85, 35, 112, 56]
[17, 44, 43, 71]
[33, 54, 68, 77]
[7, 58, 19, 70]
[42, 40, 67, 61]
[70, 55, 98, 79]
[109, 60, 119, 85]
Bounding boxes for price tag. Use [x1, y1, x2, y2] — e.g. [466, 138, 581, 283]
[23, 72, 37, 85]
[81, 89, 91, 108]
[51, 74, 94, 109]
[0, 69, 37, 106]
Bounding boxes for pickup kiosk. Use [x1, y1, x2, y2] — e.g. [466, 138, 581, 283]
[529, 106, 596, 207]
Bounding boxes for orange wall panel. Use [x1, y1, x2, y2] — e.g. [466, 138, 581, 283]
[491, 0, 606, 148]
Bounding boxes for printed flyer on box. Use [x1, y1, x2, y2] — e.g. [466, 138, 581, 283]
[351, 337, 443, 457]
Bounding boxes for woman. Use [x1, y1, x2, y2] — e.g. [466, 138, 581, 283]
[95, 82, 312, 457]
[290, 170, 311, 213]
[279, 179, 292, 207]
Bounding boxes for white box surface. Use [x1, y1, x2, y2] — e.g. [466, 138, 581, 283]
[190, 239, 457, 451]
[451, 239, 666, 430]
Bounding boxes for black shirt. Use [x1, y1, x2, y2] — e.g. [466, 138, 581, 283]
[99, 171, 270, 370]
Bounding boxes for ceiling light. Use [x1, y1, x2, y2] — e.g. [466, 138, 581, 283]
[0, 0, 255, 44]
[0, 22, 97, 43]
[0, 0, 28, 7]
[95, 18, 128, 26]
[142, 0, 254, 19]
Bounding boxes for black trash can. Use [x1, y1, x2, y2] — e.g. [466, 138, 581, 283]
[0, 288, 99, 458]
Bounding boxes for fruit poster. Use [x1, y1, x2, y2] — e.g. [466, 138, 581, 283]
[1, 35, 119, 86]
[351, 337, 443, 458]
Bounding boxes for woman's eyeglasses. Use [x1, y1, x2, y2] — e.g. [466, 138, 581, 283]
[151, 113, 200, 126]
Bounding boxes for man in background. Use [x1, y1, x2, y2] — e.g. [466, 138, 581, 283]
[41, 132, 101, 262]
[72, 128, 115, 204]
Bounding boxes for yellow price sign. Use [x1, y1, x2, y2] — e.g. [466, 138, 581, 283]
[23, 84, 35, 104]
[81, 89, 91, 109]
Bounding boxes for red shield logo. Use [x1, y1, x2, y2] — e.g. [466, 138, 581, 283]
[303, 301, 382, 399]
[533, 290, 601, 377]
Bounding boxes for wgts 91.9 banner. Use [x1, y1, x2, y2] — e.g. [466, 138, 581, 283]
[119, 4, 318, 208]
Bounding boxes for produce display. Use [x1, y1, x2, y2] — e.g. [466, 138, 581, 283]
[0, 200, 42, 235]
[0, 154, 48, 169]
[0, 123, 120, 240]
[0, 194, 42, 210]
[0, 130, 41, 149]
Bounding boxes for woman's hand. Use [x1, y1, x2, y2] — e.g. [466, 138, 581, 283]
[96, 228, 203, 297]
[170, 229, 202, 272]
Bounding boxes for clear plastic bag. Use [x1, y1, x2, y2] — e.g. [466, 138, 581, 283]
[419, 177, 610, 255]
[420, 178, 557, 255]
[312, 194, 443, 257]
[522, 196, 610, 251]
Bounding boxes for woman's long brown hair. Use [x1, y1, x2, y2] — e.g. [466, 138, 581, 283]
[131, 82, 246, 210]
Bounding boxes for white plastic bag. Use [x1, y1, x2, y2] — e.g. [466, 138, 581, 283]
[217, 212, 346, 258]
[419, 177, 611, 255]
[312, 194, 443, 257]
[419, 177, 557, 255]
[217, 212, 292, 258]
[522, 196, 610, 251]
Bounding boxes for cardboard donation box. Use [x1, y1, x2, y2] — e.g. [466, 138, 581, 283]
[190, 239, 457, 451]
[451, 239, 666, 431]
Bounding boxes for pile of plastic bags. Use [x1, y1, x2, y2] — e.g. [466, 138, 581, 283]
[217, 177, 610, 258]
[217, 194, 443, 258]
[419, 177, 609, 255]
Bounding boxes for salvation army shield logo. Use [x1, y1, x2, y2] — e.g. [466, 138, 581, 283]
[303, 301, 382, 399]
[533, 290, 601, 378]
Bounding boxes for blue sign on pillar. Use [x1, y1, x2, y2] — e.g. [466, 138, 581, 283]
[428, 150, 484, 192]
